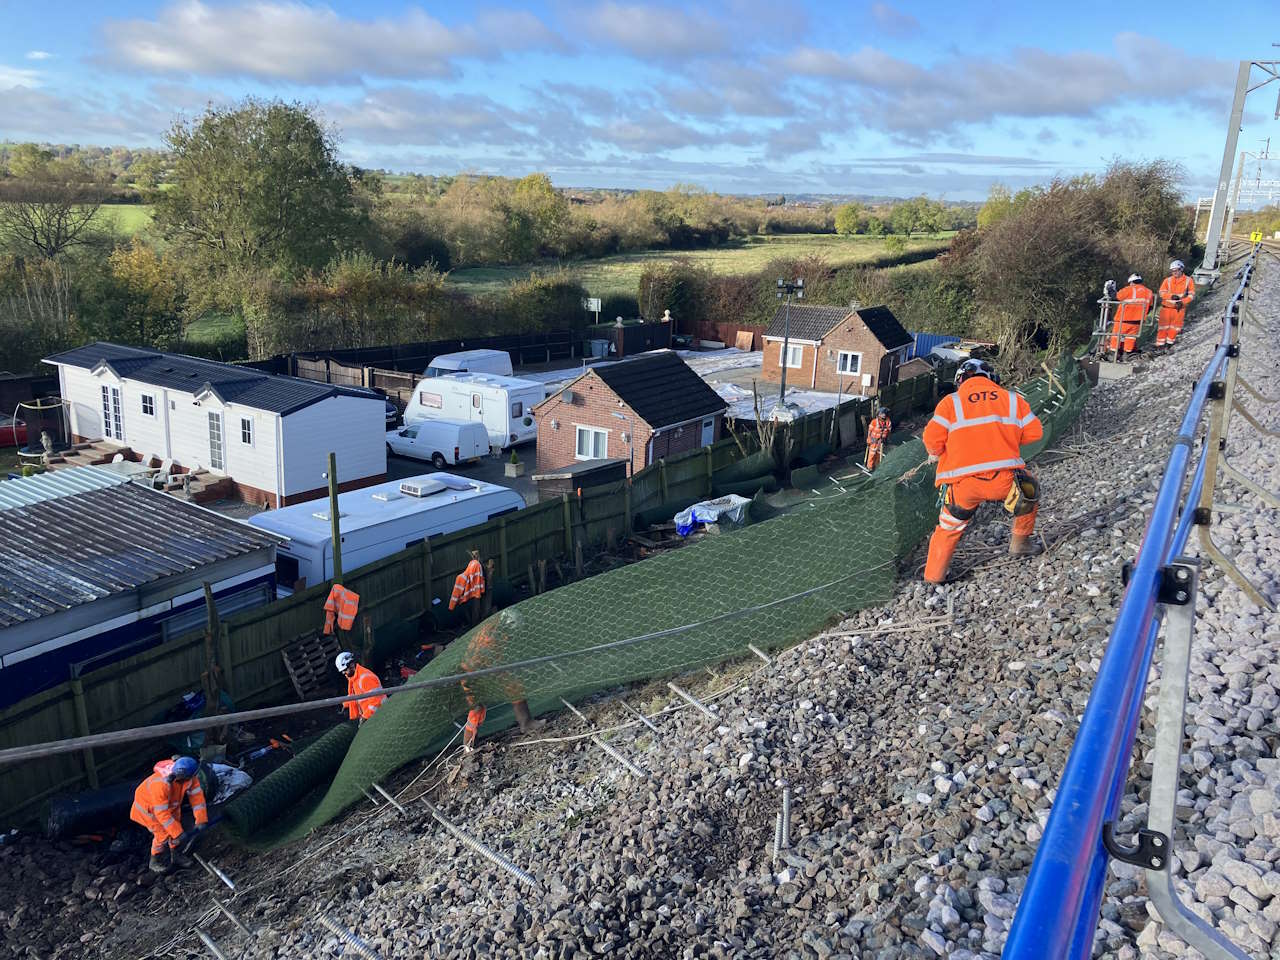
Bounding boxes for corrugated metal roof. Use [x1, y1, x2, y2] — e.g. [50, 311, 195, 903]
[44, 342, 381, 416]
[0, 466, 129, 511]
[0, 484, 280, 628]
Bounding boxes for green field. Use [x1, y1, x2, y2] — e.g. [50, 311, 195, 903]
[447, 233, 953, 299]
[184, 312, 245, 345]
[97, 203, 154, 235]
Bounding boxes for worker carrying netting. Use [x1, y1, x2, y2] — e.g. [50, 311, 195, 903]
[225, 349, 1092, 847]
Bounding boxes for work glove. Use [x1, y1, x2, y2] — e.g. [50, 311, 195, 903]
[173, 831, 190, 850]
[927, 453, 940, 464]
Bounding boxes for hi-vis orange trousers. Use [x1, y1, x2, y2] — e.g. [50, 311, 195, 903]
[924, 470, 1037, 583]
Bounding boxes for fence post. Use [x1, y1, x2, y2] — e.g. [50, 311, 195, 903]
[704, 447, 714, 496]
[561, 492, 573, 553]
[218, 623, 235, 700]
[659, 460, 669, 503]
[68, 678, 99, 789]
[421, 539, 433, 613]
[498, 517, 509, 580]
[624, 482, 632, 534]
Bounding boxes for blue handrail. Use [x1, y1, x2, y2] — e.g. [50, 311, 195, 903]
[1005, 249, 1258, 958]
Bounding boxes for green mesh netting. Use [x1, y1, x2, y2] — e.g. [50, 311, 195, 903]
[228, 352, 1091, 847]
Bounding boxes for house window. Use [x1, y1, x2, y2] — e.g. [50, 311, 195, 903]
[575, 425, 608, 460]
[511, 401, 523, 418]
[837, 351, 862, 375]
[240, 417, 253, 445]
[101, 385, 123, 440]
[784, 344, 804, 368]
[141, 394, 155, 417]
[208, 411, 224, 471]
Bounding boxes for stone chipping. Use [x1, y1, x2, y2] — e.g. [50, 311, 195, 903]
[4, 254, 1280, 959]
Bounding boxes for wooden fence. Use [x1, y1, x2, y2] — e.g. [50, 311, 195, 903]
[0, 367, 946, 825]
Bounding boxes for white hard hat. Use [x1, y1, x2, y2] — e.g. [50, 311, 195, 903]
[335, 651, 355, 672]
[1127, 273, 1142, 284]
[1170, 259, 1184, 271]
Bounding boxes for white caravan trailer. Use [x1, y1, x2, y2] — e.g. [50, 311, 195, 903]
[423, 349, 513, 378]
[248, 473, 524, 594]
[402, 372, 544, 449]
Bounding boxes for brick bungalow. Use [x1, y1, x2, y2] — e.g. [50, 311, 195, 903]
[760, 304, 914, 396]
[534, 351, 728, 476]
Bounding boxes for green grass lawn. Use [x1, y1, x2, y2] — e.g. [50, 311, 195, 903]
[447, 233, 954, 299]
[97, 203, 154, 236]
[184, 312, 245, 345]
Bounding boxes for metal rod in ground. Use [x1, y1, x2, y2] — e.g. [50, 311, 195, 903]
[193, 853, 235, 892]
[747, 644, 772, 665]
[317, 912, 382, 960]
[212, 897, 252, 939]
[619, 699, 660, 734]
[559, 697, 590, 724]
[781, 787, 792, 849]
[667, 682, 717, 721]
[423, 800, 540, 890]
[772, 812, 784, 865]
[371, 782, 407, 816]
[361, 786, 380, 806]
[590, 734, 648, 777]
[196, 929, 230, 960]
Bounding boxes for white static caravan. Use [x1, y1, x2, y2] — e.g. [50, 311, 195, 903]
[248, 473, 525, 593]
[423, 349, 513, 378]
[403, 373, 545, 450]
[44, 342, 387, 507]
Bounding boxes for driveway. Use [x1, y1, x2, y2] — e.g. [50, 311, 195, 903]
[386, 441, 540, 505]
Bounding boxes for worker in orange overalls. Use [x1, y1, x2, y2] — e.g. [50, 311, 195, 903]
[865, 406, 892, 471]
[336, 651, 384, 723]
[922, 359, 1045, 584]
[458, 609, 545, 753]
[130, 756, 208, 874]
[322, 583, 359, 635]
[450, 550, 487, 625]
[1157, 259, 1195, 349]
[1109, 273, 1155, 359]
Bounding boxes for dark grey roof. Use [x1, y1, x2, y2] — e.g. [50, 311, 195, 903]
[764, 304, 851, 342]
[590, 351, 727, 429]
[45, 342, 379, 416]
[764, 304, 913, 350]
[0, 483, 280, 628]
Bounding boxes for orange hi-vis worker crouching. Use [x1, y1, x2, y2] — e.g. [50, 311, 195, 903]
[1109, 277, 1155, 356]
[1157, 267, 1195, 347]
[922, 361, 1044, 584]
[449, 557, 486, 610]
[456, 610, 545, 752]
[130, 759, 208, 859]
[866, 411, 892, 471]
[323, 584, 360, 635]
[345, 662, 385, 721]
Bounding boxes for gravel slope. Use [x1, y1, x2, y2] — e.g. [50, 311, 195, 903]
[4, 254, 1278, 960]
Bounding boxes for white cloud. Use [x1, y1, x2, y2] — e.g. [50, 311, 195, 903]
[98, 1, 558, 83]
[580, 2, 728, 59]
[868, 3, 920, 37]
[25, 51, 54, 61]
[323, 87, 536, 148]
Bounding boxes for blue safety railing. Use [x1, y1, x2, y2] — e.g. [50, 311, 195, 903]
[1005, 246, 1261, 959]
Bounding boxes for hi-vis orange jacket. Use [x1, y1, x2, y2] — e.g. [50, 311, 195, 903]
[1115, 283, 1155, 326]
[922, 376, 1043, 486]
[323, 585, 360, 635]
[449, 559, 486, 610]
[130, 761, 208, 840]
[867, 415, 892, 447]
[345, 663, 384, 720]
[1159, 274, 1195, 312]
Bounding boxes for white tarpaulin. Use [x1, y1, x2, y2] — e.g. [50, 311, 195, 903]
[674, 494, 752, 536]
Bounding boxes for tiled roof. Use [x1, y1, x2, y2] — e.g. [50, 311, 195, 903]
[590, 351, 727, 429]
[45, 343, 379, 416]
[763, 304, 913, 350]
[0, 482, 279, 627]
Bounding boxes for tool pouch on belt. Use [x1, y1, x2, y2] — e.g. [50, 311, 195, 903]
[1004, 469, 1039, 517]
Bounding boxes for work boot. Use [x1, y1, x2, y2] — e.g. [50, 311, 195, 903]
[148, 853, 170, 875]
[1009, 534, 1044, 557]
[169, 847, 193, 870]
[511, 700, 547, 734]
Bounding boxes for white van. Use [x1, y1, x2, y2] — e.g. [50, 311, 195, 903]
[386, 419, 490, 468]
[424, 349, 513, 379]
[249, 473, 525, 594]
[403, 373, 543, 449]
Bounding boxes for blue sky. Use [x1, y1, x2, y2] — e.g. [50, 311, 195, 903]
[0, 0, 1277, 200]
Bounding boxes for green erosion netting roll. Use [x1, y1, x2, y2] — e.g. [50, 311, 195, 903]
[234, 352, 1091, 848]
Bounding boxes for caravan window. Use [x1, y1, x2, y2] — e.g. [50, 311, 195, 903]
[275, 553, 301, 588]
[511, 401, 523, 417]
[472, 394, 481, 409]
